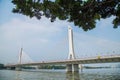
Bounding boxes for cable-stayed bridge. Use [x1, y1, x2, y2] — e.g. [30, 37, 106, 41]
[5, 26, 120, 73]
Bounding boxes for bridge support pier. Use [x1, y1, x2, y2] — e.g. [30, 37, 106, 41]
[80, 64, 83, 72]
[66, 64, 72, 73]
[73, 64, 79, 73]
[66, 64, 79, 73]
[15, 67, 22, 71]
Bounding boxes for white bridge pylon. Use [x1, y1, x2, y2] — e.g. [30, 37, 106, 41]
[68, 26, 76, 60]
[18, 48, 33, 64]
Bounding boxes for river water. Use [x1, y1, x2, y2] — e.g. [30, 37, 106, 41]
[0, 68, 120, 80]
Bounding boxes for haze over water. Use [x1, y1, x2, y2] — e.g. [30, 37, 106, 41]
[0, 68, 120, 80]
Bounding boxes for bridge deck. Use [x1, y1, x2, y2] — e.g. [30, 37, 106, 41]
[5, 56, 120, 67]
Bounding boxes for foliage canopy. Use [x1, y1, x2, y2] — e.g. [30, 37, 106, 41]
[12, 0, 120, 31]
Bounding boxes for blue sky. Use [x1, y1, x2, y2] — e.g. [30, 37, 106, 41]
[0, 0, 120, 66]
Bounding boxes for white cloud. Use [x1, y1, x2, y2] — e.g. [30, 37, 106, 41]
[1, 17, 62, 40]
[0, 17, 70, 44]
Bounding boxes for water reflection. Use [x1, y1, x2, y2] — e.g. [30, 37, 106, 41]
[15, 71, 23, 80]
[1, 68, 120, 80]
[66, 72, 80, 80]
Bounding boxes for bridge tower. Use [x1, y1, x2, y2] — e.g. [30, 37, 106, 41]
[68, 26, 75, 60]
[67, 26, 79, 73]
[16, 48, 23, 71]
[18, 48, 23, 64]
